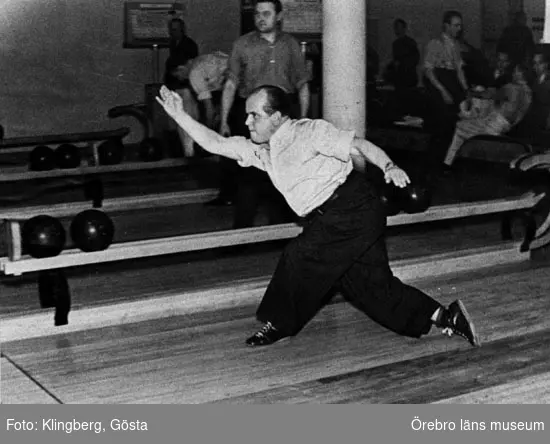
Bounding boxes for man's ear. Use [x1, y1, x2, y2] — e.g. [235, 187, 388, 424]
[272, 111, 283, 125]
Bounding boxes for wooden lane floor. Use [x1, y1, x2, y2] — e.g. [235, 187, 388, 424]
[0, 357, 59, 404]
[2, 260, 550, 404]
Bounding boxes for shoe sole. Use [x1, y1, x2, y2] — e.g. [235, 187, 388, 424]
[456, 299, 481, 347]
[245, 336, 291, 347]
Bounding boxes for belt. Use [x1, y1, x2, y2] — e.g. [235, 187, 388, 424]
[307, 190, 340, 219]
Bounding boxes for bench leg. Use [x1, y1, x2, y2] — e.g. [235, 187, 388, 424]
[84, 177, 104, 208]
[500, 211, 537, 252]
[38, 269, 71, 326]
[519, 211, 537, 253]
[5, 221, 22, 261]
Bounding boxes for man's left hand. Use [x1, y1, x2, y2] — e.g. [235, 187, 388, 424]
[385, 165, 410, 188]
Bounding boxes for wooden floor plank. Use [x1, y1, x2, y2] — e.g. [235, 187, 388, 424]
[433, 372, 550, 404]
[216, 329, 550, 404]
[0, 357, 59, 404]
[2, 263, 550, 404]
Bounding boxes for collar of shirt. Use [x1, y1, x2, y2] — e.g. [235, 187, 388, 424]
[268, 118, 293, 151]
[254, 30, 282, 45]
[441, 33, 455, 45]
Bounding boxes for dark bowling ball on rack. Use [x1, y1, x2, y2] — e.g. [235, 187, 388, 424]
[139, 137, 164, 162]
[401, 182, 432, 214]
[54, 143, 81, 169]
[70, 209, 115, 252]
[380, 183, 402, 216]
[97, 138, 124, 165]
[29, 145, 56, 171]
[22, 215, 66, 258]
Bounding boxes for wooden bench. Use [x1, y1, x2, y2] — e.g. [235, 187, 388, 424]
[510, 151, 550, 250]
[0, 127, 130, 155]
[0, 190, 545, 276]
[1, 188, 219, 263]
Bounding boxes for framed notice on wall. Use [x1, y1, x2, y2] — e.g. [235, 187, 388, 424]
[123, 1, 186, 48]
[281, 0, 322, 36]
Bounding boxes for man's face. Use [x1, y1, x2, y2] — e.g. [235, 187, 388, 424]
[245, 91, 279, 144]
[169, 21, 184, 40]
[496, 52, 510, 71]
[254, 2, 280, 34]
[534, 54, 547, 77]
[444, 16, 462, 39]
[394, 22, 405, 37]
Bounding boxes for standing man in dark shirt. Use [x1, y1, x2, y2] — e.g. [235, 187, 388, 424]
[164, 18, 199, 90]
[385, 19, 420, 90]
[497, 11, 535, 66]
[209, 0, 310, 230]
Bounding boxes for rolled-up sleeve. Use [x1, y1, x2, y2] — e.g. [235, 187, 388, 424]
[223, 136, 266, 171]
[311, 120, 355, 161]
[423, 40, 439, 70]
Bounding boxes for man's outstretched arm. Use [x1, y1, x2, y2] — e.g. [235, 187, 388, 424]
[156, 85, 243, 161]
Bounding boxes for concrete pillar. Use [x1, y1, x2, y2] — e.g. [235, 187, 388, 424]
[322, 0, 366, 137]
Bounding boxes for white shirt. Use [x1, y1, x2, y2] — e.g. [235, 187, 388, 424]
[223, 119, 355, 216]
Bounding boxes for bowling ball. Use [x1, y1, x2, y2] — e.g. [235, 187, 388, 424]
[29, 145, 56, 171]
[97, 138, 124, 165]
[401, 183, 432, 214]
[70, 209, 115, 252]
[54, 143, 81, 169]
[380, 184, 402, 216]
[22, 215, 66, 258]
[139, 137, 164, 162]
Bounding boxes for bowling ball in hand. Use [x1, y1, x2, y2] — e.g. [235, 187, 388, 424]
[70, 209, 115, 252]
[401, 183, 432, 214]
[22, 215, 66, 258]
[29, 145, 56, 171]
[54, 143, 81, 169]
[97, 138, 124, 165]
[380, 183, 402, 216]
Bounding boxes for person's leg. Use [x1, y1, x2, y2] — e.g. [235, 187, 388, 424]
[338, 234, 440, 338]
[443, 120, 472, 166]
[247, 172, 480, 347]
[248, 173, 387, 344]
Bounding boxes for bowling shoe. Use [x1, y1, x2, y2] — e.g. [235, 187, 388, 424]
[246, 322, 291, 346]
[437, 299, 481, 347]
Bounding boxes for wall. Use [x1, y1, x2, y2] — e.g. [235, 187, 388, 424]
[524, 0, 545, 42]
[0, 0, 240, 139]
[367, 0, 483, 72]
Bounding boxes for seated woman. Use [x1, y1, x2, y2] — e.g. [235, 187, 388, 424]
[443, 63, 532, 167]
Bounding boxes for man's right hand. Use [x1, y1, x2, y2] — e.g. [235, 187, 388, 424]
[219, 121, 231, 137]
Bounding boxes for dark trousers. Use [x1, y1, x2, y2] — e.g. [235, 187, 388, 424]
[423, 69, 466, 172]
[256, 171, 441, 337]
[220, 96, 296, 229]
